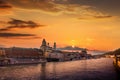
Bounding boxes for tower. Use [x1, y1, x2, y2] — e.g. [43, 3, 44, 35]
[47, 43, 50, 47]
[41, 39, 47, 47]
[53, 42, 56, 50]
[40, 39, 47, 53]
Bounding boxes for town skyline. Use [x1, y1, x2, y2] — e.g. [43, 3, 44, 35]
[0, 0, 120, 51]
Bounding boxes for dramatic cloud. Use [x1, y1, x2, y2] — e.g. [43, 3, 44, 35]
[59, 0, 120, 16]
[78, 15, 113, 20]
[7, 0, 61, 13]
[0, 0, 13, 15]
[0, 0, 12, 9]
[6, 0, 112, 18]
[0, 18, 44, 31]
[0, 28, 10, 31]
[0, 0, 118, 19]
[0, 18, 43, 39]
[0, 32, 41, 39]
[10, 36, 41, 39]
[7, 0, 87, 13]
[0, 33, 35, 37]
[94, 15, 113, 19]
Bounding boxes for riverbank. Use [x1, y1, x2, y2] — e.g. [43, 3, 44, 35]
[0, 62, 42, 67]
[0, 57, 103, 67]
[0, 58, 47, 67]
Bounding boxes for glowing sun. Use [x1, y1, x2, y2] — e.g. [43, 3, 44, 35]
[71, 40, 76, 48]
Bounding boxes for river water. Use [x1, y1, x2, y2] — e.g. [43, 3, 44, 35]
[0, 58, 119, 80]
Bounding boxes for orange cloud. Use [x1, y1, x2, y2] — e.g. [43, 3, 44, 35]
[0, 0, 13, 15]
[0, 32, 41, 39]
[0, 0, 12, 9]
[0, 18, 45, 31]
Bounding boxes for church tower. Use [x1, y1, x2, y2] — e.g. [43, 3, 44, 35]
[53, 42, 56, 50]
[40, 39, 47, 53]
[41, 39, 47, 46]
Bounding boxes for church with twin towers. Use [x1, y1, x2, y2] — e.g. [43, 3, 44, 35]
[40, 39, 56, 53]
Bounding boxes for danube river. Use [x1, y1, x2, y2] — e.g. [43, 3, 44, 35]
[0, 58, 119, 80]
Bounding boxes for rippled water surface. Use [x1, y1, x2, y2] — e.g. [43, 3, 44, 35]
[0, 58, 119, 80]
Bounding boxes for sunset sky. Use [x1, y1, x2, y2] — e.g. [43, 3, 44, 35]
[0, 0, 120, 51]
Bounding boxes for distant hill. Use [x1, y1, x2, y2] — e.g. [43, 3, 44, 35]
[58, 46, 86, 50]
[104, 48, 120, 55]
[89, 49, 107, 53]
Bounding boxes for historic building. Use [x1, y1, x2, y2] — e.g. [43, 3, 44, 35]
[40, 39, 57, 53]
[53, 42, 56, 50]
[40, 39, 47, 53]
[4, 47, 43, 58]
[0, 49, 6, 57]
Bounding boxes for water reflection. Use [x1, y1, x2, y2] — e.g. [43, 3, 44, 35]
[41, 63, 46, 80]
[0, 58, 119, 80]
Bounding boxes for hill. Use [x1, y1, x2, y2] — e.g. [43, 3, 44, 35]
[104, 48, 120, 55]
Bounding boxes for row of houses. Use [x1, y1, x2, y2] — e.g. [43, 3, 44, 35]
[45, 49, 90, 62]
[0, 47, 45, 65]
[0, 49, 92, 66]
[4, 47, 43, 59]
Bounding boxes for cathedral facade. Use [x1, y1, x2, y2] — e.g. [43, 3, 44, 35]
[40, 39, 56, 53]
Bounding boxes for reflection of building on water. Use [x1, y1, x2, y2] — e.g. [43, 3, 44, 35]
[41, 62, 46, 80]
